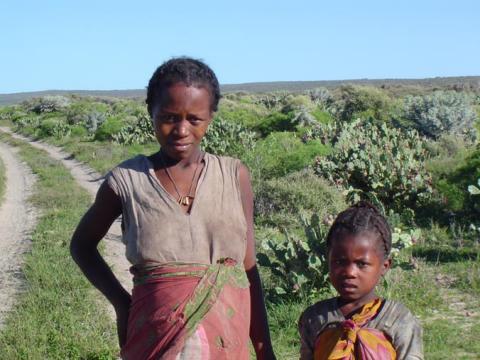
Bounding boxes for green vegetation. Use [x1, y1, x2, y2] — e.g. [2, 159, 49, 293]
[244, 132, 330, 179]
[403, 91, 478, 140]
[254, 169, 345, 228]
[0, 133, 117, 359]
[1, 81, 479, 358]
[312, 119, 432, 216]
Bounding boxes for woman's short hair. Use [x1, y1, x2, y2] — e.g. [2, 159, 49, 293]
[146, 57, 221, 116]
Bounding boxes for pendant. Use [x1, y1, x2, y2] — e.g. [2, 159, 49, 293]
[178, 196, 191, 206]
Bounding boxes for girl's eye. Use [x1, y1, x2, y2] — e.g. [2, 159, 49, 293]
[357, 261, 368, 268]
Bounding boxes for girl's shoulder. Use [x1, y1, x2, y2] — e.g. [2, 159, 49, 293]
[377, 299, 424, 359]
[376, 299, 421, 328]
[298, 297, 341, 333]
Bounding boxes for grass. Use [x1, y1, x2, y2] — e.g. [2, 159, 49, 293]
[0, 156, 5, 205]
[0, 132, 118, 359]
[5, 124, 480, 358]
[48, 137, 158, 175]
[8, 125, 158, 175]
[264, 258, 480, 359]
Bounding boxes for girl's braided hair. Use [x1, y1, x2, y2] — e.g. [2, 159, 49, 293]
[146, 56, 221, 117]
[326, 201, 392, 258]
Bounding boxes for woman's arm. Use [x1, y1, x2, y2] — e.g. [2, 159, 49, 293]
[238, 163, 276, 360]
[70, 180, 131, 347]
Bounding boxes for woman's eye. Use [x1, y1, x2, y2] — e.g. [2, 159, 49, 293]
[159, 114, 176, 123]
[189, 117, 201, 124]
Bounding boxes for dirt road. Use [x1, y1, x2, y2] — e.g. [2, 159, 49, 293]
[0, 141, 37, 329]
[0, 127, 132, 317]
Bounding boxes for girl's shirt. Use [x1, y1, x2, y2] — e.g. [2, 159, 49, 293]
[298, 298, 423, 360]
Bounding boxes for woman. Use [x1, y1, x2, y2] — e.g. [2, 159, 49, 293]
[70, 57, 276, 359]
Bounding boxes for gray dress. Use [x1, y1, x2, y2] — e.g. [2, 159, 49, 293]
[106, 152, 247, 266]
[298, 298, 423, 360]
[106, 152, 249, 359]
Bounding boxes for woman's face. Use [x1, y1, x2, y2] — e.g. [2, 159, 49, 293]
[151, 83, 213, 161]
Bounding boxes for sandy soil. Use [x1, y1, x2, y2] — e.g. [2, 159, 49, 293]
[0, 127, 132, 317]
[0, 141, 37, 329]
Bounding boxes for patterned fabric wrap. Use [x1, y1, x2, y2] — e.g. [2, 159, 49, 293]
[120, 258, 251, 360]
[314, 299, 396, 360]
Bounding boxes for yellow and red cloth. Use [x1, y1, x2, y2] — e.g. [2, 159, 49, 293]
[314, 299, 396, 360]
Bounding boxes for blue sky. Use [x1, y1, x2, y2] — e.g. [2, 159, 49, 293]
[1, 0, 479, 93]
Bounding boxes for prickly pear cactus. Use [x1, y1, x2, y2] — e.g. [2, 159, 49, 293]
[312, 119, 432, 213]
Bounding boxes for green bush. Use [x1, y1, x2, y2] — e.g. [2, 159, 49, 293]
[254, 112, 295, 137]
[431, 149, 480, 223]
[9, 110, 29, 123]
[94, 116, 124, 141]
[311, 108, 333, 124]
[331, 85, 394, 123]
[70, 125, 88, 138]
[306, 88, 334, 110]
[201, 116, 257, 157]
[37, 118, 71, 138]
[245, 132, 331, 180]
[254, 169, 346, 228]
[257, 214, 331, 300]
[112, 114, 156, 145]
[403, 91, 478, 140]
[14, 116, 41, 135]
[0, 106, 20, 121]
[22, 96, 71, 114]
[216, 98, 267, 128]
[312, 119, 432, 214]
[280, 95, 315, 114]
[66, 101, 110, 125]
[253, 92, 290, 110]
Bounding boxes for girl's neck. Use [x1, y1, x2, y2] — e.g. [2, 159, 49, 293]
[338, 293, 379, 317]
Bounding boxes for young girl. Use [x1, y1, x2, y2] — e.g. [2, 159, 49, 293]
[298, 202, 423, 360]
[71, 57, 275, 359]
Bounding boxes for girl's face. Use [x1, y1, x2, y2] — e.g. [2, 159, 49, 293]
[151, 83, 213, 161]
[328, 232, 391, 305]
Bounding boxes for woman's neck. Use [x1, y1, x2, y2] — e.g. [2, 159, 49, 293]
[157, 147, 203, 169]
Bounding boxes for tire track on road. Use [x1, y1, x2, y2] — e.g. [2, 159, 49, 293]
[0, 127, 132, 318]
[0, 141, 37, 329]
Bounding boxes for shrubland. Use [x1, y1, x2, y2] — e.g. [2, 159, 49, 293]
[1, 83, 479, 358]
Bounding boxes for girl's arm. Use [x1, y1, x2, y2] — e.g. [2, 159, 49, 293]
[70, 180, 131, 347]
[238, 163, 276, 360]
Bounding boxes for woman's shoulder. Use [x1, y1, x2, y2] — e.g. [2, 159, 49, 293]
[204, 152, 242, 166]
[204, 152, 245, 179]
[105, 155, 149, 196]
[110, 154, 149, 174]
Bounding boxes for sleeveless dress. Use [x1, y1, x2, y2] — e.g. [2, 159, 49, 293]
[106, 153, 251, 360]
